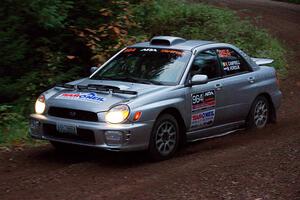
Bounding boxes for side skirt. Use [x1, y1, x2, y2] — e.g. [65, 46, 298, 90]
[186, 120, 245, 142]
[187, 128, 245, 143]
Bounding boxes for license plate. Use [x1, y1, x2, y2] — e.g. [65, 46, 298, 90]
[56, 123, 77, 135]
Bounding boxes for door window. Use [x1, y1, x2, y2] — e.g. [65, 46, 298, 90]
[190, 50, 222, 80]
[216, 48, 251, 76]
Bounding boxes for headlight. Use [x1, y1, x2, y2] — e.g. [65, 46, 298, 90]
[35, 95, 46, 114]
[105, 105, 130, 124]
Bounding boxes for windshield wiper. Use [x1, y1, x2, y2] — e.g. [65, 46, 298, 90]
[106, 76, 146, 83]
[99, 76, 164, 85]
[143, 79, 164, 85]
[80, 84, 138, 95]
[56, 83, 137, 95]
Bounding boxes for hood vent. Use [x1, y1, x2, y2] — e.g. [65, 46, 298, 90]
[150, 36, 186, 46]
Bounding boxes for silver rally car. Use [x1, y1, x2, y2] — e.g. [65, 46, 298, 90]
[30, 36, 282, 160]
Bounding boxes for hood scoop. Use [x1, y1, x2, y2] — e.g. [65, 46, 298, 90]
[150, 36, 186, 46]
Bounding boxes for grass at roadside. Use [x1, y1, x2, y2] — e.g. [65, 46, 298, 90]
[0, 0, 287, 147]
[0, 122, 29, 147]
[0, 124, 45, 149]
[0, 105, 43, 147]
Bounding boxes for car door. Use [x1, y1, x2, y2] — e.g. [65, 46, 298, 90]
[214, 48, 255, 124]
[186, 49, 224, 138]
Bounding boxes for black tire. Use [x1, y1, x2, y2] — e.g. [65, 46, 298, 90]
[148, 114, 180, 161]
[247, 96, 270, 129]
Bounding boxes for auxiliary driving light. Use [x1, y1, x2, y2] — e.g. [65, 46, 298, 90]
[104, 130, 123, 145]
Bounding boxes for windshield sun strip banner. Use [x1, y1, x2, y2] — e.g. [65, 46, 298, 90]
[123, 48, 184, 56]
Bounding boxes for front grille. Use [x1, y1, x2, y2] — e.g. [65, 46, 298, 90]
[43, 124, 95, 144]
[48, 107, 98, 122]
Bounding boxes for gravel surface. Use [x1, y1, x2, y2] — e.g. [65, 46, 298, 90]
[0, 1, 299, 199]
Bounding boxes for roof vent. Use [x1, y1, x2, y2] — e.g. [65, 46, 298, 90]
[150, 36, 186, 46]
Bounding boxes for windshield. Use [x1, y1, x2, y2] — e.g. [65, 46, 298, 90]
[90, 47, 191, 85]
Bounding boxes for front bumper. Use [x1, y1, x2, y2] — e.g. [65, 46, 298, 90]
[29, 114, 154, 151]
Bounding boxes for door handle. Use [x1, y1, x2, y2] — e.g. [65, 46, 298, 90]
[248, 76, 255, 83]
[215, 83, 223, 90]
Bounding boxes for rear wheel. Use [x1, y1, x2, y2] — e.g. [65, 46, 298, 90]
[148, 114, 180, 161]
[247, 96, 269, 129]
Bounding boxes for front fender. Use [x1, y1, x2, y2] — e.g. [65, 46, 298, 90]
[131, 97, 188, 128]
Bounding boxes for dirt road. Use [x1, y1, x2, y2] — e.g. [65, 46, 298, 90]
[0, 1, 299, 199]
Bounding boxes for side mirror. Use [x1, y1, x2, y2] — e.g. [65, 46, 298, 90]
[90, 66, 98, 75]
[190, 74, 208, 85]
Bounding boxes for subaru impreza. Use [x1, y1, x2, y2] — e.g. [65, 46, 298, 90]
[30, 36, 282, 160]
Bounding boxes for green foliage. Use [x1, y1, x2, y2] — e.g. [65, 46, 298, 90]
[29, 0, 74, 29]
[0, 105, 30, 146]
[0, 0, 74, 76]
[70, 0, 141, 59]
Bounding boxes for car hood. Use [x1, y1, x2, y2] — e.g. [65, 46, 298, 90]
[46, 78, 166, 113]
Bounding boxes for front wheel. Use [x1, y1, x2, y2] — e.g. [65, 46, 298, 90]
[148, 114, 180, 161]
[247, 96, 270, 129]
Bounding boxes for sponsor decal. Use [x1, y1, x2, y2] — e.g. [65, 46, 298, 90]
[192, 90, 216, 111]
[160, 49, 183, 56]
[56, 92, 104, 103]
[191, 109, 215, 127]
[140, 48, 158, 52]
[223, 60, 241, 72]
[217, 49, 232, 58]
[124, 48, 136, 53]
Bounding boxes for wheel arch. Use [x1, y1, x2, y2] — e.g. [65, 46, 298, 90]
[253, 92, 277, 123]
[156, 107, 187, 144]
